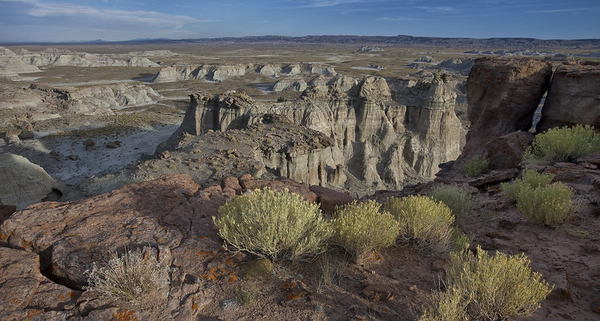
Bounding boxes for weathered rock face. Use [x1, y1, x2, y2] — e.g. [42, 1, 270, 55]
[152, 62, 336, 83]
[0, 83, 162, 127]
[537, 62, 600, 132]
[165, 74, 462, 194]
[454, 57, 553, 168]
[0, 153, 62, 210]
[0, 247, 78, 319]
[0, 47, 159, 81]
[272, 78, 308, 92]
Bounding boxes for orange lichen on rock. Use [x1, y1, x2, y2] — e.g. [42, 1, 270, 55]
[26, 309, 44, 318]
[287, 290, 303, 300]
[111, 309, 138, 321]
[191, 295, 199, 310]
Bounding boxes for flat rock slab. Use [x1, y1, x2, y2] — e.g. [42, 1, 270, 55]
[0, 174, 201, 288]
[0, 247, 78, 320]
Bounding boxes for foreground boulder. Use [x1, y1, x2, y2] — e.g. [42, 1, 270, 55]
[0, 153, 62, 209]
[454, 57, 552, 169]
[537, 61, 600, 132]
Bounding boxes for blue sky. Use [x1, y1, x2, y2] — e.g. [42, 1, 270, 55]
[0, 0, 598, 42]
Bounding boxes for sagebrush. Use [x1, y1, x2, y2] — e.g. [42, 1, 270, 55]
[525, 124, 600, 162]
[384, 195, 454, 254]
[501, 169, 554, 202]
[516, 182, 573, 228]
[429, 185, 472, 225]
[425, 246, 553, 320]
[85, 247, 170, 303]
[214, 187, 332, 262]
[501, 169, 573, 227]
[463, 155, 489, 177]
[331, 200, 399, 263]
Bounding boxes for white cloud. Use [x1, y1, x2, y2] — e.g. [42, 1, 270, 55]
[2, 0, 211, 26]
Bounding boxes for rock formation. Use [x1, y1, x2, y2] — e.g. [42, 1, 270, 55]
[271, 78, 308, 92]
[152, 62, 336, 83]
[0, 46, 160, 80]
[454, 57, 553, 169]
[537, 61, 600, 132]
[0, 83, 162, 127]
[0, 153, 62, 209]
[161, 74, 462, 194]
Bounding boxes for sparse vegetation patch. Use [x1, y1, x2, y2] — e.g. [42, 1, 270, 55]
[525, 124, 600, 162]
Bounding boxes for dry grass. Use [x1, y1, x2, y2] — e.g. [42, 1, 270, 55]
[85, 247, 170, 303]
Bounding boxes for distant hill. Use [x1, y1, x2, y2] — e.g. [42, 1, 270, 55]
[2, 35, 600, 49]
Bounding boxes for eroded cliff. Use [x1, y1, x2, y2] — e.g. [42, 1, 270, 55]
[160, 74, 463, 194]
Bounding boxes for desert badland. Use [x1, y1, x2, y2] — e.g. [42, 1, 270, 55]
[1, 36, 600, 320]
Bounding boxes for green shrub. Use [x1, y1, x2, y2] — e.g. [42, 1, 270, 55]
[501, 170, 573, 227]
[429, 185, 472, 224]
[526, 124, 600, 162]
[384, 196, 454, 254]
[331, 200, 399, 263]
[501, 169, 553, 201]
[463, 155, 489, 177]
[420, 287, 469, 321]
[516, 182, 573, 228]
[450, 228, 471, 252]
[214, 188, 332, 262]
[435, 246, 553, 320]
[85, 247, 170, 303]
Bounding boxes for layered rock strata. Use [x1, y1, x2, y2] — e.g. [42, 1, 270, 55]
[152, 62, 336, 83]
[0, 83, 162, 126]
[162, 74, 462, 193]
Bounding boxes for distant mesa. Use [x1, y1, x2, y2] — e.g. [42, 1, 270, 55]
[0, 46, 160, 80]
[151, 62, 337, 84]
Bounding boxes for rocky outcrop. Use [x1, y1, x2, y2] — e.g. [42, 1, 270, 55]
[438, 58, 474, 75]
[257, 64, 281, 77]
[0, 173, 333, 318]
[272, 78, 308, 92]
[0, 247, 78, 319]
[0, 154, 62, 209]
[537, 61, 600, 132]
[0, 83, 162, 126]
[2, 47, 158, 68]
[454, 57, 553, 169]
[152, 62, 336, 83]
[163, 74, 462, 194]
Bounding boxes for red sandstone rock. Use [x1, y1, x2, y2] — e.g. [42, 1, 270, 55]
[484, 131, 534, 169]
[221, 176, 242, 194]
[0, 247, 78, 319]
[455, 57, 552, 169]
[537, 62, 600, 132]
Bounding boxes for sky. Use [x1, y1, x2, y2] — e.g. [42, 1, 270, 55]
[0, 0, 599, 43]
